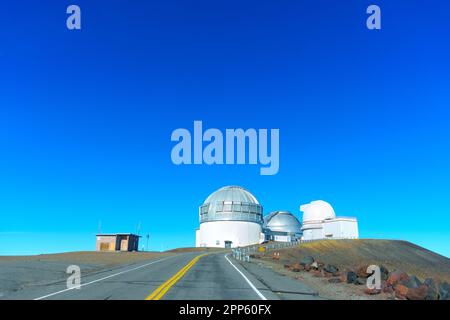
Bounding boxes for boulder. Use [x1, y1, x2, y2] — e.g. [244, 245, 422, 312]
[387, 270, 409, 286]
[395, 284, 409, 299]
[300, 255, 315, 266]
[324, 264, 339, 275]
[400, 275, 422, 289]
[328, 277, 342, 284]
[382, 285, 394, 294]
[346, 271, 358, 284]
[356, 265, 371, 278]
[364, 288, 381, 295]
[289, 263, 303, 272]
[380, 265, 389, 281]
[424, 278, 438, 300]
[438, 282, 450, 300]
[406, 285, 428, 300]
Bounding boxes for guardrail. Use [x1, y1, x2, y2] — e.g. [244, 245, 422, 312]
[231, 238, 350, 262]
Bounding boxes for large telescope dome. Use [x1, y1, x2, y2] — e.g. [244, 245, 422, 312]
[199, 186, 263, 224]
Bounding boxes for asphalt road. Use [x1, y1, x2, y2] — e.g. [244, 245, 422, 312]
[1, 252, 318, 300]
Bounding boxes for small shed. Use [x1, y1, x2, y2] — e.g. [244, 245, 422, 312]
[96, 233, 140, 252]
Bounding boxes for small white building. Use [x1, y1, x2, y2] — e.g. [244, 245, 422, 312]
[300, 200, 358, 240]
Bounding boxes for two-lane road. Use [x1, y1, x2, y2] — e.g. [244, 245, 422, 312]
[4, 252, 278, 300]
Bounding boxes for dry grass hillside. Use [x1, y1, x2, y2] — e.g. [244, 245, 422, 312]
[260, 239, 450, 282]
[0, 251, 171, 266]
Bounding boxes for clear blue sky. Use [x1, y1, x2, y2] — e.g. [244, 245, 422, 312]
[0, 1, 449, 256]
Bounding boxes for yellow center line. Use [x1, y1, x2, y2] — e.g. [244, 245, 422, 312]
[145, 253, 207, 300]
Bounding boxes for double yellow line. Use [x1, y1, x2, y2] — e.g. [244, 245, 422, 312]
[145, 253, 206, 300]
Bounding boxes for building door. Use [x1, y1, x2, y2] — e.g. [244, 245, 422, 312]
[224, 241, 232, 248]
[120, 237, 129, 251]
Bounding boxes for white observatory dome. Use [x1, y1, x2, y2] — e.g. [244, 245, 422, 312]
[199, 186, 263, 224]
[264, 211, 302, 234]
[300, 200, 336, 223]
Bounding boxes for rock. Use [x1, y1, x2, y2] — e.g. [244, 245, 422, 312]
[346, 271, 358, 284]
[400, 275, 422, 289]
[395, 284, 409, 299]
[328, 277, 342, 284]
[364, 288, 381, 295]
[324, 264, 339, 275]
[423, 278, 438, 300]
[272, 252, 280, 260]
[356, 265, 371, 278]
[284, 264, 291, 269]
[380, 265, 389, 281]
[304, 265, 311, 272]
[406, 285, 428, 300]
[354, 277, 366, 285]
[387, 270, 409, 287]
[383, 285, 394, 294]
[438, 282, 450, 300]
[310, 261, 319, 270]
[300, 255, 314, 266]
[323, 271, 333, 278]
[289, 263, 303, 272]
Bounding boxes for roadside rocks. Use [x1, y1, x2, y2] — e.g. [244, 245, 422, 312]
[406, 285, 428, 300]
[387, 270, 409, 287]
[300, 255, 315, 266]
[282, 256, 448, 300]
[324, 264, 339, 275]
[438, 282, 450, 300]
[400, 275, 422, 289]
[364, 288, 381, 295]
[346, 271, 358, 284]
[395, 284, 409, 299]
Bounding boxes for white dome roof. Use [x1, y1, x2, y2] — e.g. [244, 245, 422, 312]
[264, 211, 302, 234]
[300, 200, 336, 223]
[199, 186, 263, 224]
[204, 186, 259, 205]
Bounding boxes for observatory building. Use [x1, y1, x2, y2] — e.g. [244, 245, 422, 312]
[195, 186, 359, 248]
[300, 200, 358, 240]
[263, 211, 302, 242]
[195, 186, 265, 248]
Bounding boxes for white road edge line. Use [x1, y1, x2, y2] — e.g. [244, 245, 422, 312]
[34, 255, 177, 300]
[224, 254, 267, 300]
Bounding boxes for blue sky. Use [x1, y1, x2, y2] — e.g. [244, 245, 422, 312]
[0, 1, 449, 256]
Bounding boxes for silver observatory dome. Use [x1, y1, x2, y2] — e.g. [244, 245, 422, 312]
[199, 186, 263, 224]
[264, 211, 302, 234]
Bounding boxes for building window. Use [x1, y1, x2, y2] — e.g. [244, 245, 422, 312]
[216, 240, 220, 245]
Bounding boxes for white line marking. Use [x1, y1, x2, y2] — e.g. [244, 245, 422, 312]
[224, 254, 267, 300]
[34, 255, 176, 300]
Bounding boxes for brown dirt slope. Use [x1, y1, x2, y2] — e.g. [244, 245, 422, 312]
[266, 239, 450, 282]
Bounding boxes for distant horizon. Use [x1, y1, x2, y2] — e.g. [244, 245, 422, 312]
[1, 235, 448, 259]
